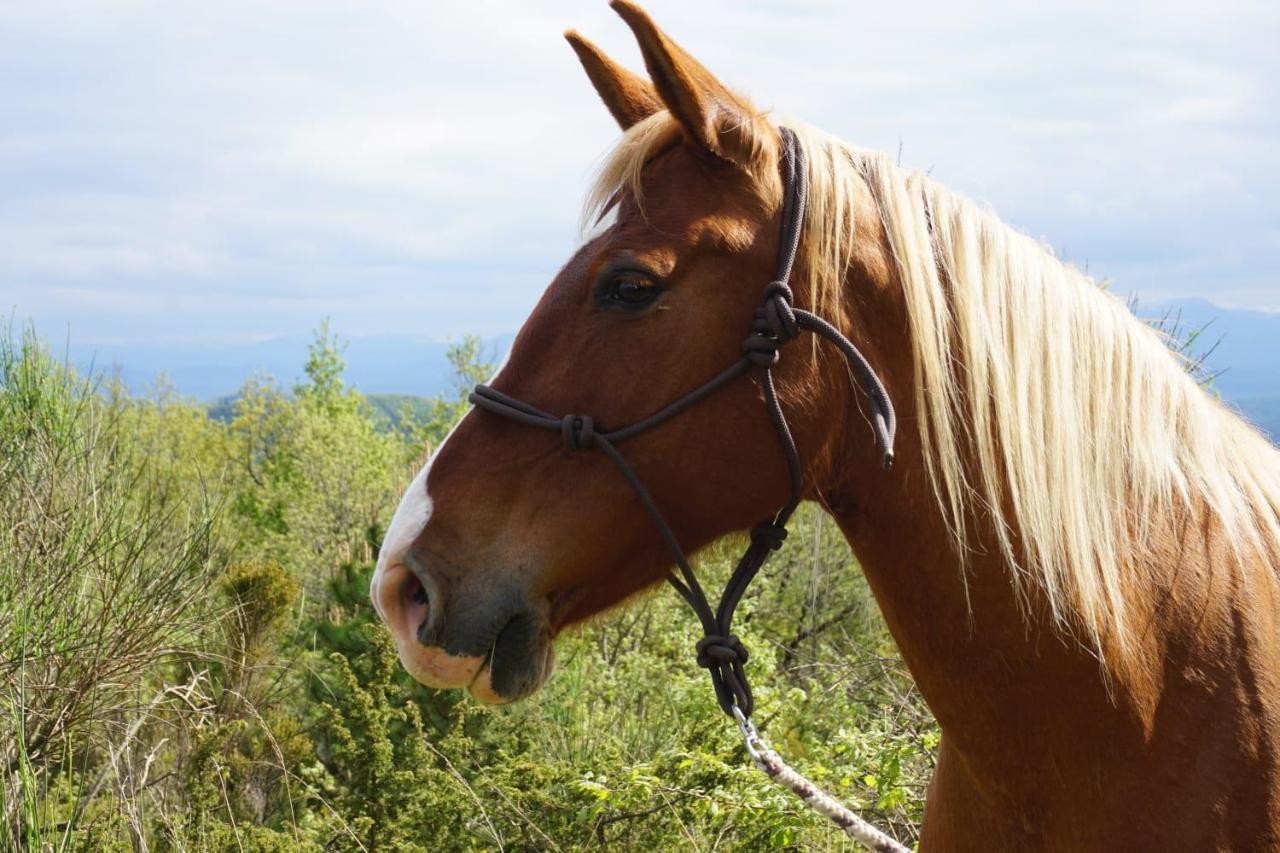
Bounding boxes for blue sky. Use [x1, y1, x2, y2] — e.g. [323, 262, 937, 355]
[2, 0, 1277, 346]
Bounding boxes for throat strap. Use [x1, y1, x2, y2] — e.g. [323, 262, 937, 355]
[469, 126, 896, 717]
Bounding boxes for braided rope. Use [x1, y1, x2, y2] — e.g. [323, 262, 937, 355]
[734, 709, 911, 853]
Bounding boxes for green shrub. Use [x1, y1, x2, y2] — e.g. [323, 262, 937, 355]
[1, 323, 936, 851]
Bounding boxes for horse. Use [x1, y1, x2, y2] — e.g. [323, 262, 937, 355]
[370, 2, 1280, 848]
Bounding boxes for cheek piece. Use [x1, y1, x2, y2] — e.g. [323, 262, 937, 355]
[468, 127, 896, 719]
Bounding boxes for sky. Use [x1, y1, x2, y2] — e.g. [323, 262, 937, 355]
[1, 0, 1278, 347]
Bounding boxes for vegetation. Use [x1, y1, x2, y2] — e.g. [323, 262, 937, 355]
[1, 322, 937, 851]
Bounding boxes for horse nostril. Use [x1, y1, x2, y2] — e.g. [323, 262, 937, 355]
[404, 575, 435, 644]
[416, 610, 440, 648]
[408, 576, 442, 647]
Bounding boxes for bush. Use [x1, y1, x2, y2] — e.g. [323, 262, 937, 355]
[0, 328, 219, 848]
[0, 324, 936, 851]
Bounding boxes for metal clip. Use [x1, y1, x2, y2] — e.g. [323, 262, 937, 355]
[731, 705, 765, 765]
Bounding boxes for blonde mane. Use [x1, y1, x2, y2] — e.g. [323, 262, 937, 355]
[587, 112, 1280, 657]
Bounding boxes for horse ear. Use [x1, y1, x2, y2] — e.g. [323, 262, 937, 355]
[565, 30, 661, 131]
[610, 0, 769, 167]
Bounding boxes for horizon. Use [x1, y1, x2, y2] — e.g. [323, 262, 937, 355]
[25, 293, 1278, 457]
[38, 296, 1277, 408]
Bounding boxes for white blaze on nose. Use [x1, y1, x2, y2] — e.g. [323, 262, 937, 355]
[370, 417, 458, 619]
[370, 351, 511, 620]
[370, 463, 430, 619]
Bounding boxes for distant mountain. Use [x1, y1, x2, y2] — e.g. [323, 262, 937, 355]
[1138, 298, 1280, 400]
[71, 333, 513, 401]
[1233, 396, 1280, 444]
[65, 298, 1278, 438]
[1134, 298, 1279, 444]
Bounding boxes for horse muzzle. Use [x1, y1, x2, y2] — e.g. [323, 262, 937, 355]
[372, 560, 554, 704]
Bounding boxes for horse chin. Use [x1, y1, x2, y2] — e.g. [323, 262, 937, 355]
[395, 642, 487, 691]
[467, 615, 556, 705]
[393, 604, 555, 703]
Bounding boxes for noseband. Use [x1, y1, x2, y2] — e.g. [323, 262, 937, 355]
[469, 127, 896, 720]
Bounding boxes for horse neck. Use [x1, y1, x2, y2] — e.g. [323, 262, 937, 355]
[812, 257, 1279, 812]
[784, 156, 1280, 842]
[808, 257, 1198, 783]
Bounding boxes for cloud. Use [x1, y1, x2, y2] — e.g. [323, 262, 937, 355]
[1, 0, 1277, 345]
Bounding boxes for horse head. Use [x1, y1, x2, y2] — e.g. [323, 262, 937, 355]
[369, 0, 896, 704]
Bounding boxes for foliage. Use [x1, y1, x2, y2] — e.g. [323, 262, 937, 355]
[224, 324, 408, 598]
[397, 335, 495, 450]
[0, 328, 219, 849]
[1, 322, 936, 851]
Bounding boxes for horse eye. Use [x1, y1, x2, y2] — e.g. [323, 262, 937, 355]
[607, 273, 661, 308]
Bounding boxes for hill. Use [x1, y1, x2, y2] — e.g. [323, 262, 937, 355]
[1234, 396, 1280, 444]
[72, 333, 513, 401]
[74, 298, 1278, 432]
[208, 391, 433, 430]
[1137, 298, 1279, 444]
[1140, 298, 1280, 400]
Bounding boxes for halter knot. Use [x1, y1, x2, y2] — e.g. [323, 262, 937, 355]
[742, 281, 800, 367]
[696, 634, 749, 668]
[760, 281, 800, 342]
[763, 280, 795, 304]
[750, 521, 789, 551]
[561, 414, 595, 450]
[741, 332, 782, 367]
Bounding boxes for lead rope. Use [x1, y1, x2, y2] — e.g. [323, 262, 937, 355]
[735, 708, 909, 853]
[470, 127, 906, 852]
